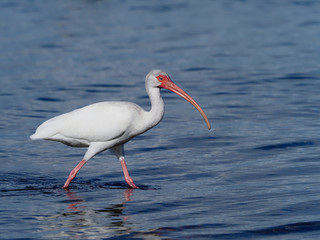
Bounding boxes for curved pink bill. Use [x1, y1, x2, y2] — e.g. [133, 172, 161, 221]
[160, 77, 211, 130]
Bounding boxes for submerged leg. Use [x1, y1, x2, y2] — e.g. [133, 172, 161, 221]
[63, 159, 87, 189]
[112, 145, 139, 189]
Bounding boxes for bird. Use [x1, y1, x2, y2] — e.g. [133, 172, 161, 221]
[30, 70, 211, 189]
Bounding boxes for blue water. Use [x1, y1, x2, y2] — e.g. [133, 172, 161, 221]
[1, 0, 320, 239]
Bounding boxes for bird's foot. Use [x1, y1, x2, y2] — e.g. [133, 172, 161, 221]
[125, 177, 139, 189]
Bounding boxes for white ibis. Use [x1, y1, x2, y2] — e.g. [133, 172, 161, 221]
[30, 70, 211, 189]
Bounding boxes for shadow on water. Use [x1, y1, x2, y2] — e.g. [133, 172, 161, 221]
[0, 172, 155, 193]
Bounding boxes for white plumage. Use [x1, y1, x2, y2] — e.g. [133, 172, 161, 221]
[30, 70, 210, 189]
[31, 102, 145, 146]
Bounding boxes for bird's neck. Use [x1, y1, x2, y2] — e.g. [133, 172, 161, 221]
[145, 87, 164, 128]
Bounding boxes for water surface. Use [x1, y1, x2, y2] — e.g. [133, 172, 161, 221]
[1, 0, 320, 239]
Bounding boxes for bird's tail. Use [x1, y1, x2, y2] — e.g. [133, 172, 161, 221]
[30, 133, 41, 140]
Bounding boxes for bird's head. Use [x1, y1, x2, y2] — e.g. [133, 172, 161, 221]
[146, 69, 169, 88]
[146, 69, 211, 130]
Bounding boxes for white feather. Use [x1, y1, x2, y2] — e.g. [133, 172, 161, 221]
[30, 101, 147, 147]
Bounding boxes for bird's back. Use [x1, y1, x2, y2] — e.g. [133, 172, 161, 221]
[30, 101, 145, 146]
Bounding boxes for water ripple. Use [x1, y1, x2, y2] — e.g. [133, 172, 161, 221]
[255, 141, 315, 150]
[125, 221, 320, 239]
[36, 97, 63, 102]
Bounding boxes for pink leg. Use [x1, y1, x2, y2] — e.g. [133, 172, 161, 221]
[120, 158, 139, 189]
[63, 159, 87, 189]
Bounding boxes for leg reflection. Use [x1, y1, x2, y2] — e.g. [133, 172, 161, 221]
[65, 190, 86, 212]
[61, 188, 136, 238]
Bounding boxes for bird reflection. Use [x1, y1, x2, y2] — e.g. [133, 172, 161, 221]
[61, 188, 135, 238]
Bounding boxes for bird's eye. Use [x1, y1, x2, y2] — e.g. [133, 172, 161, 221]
[159, 77, 163, 81]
